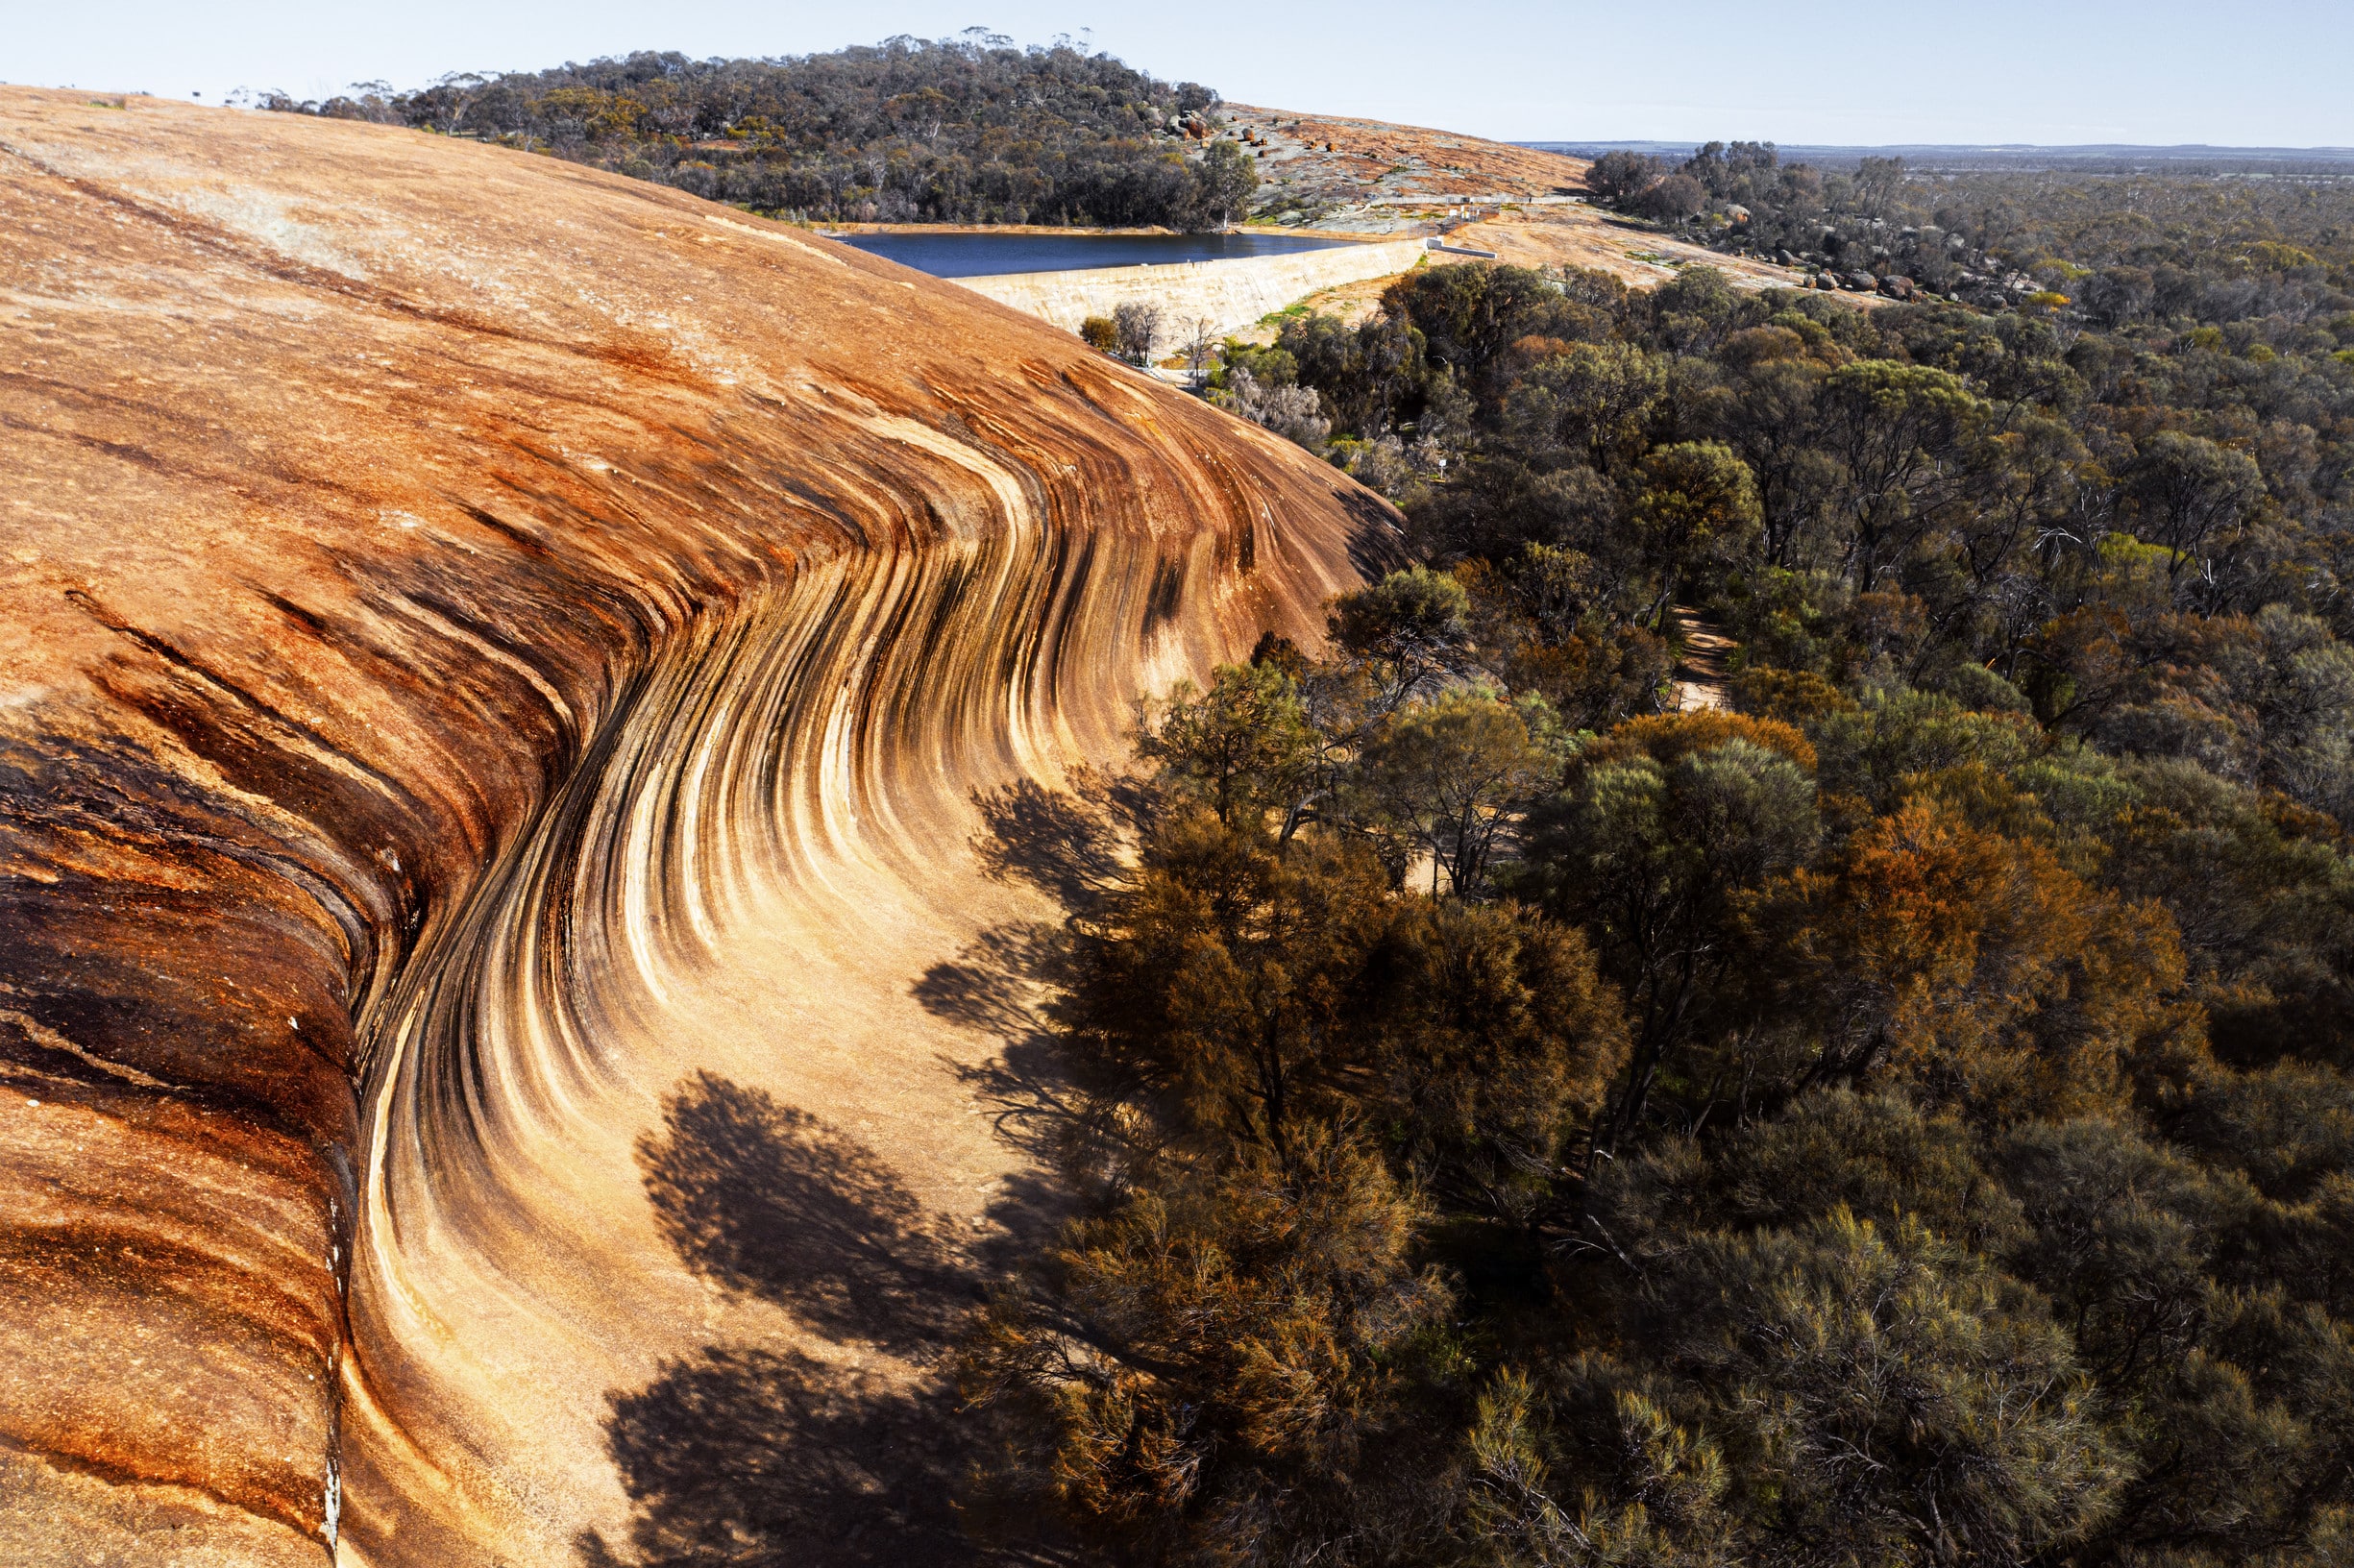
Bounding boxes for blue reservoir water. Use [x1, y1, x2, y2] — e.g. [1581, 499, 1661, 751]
[827, 230, 1361, 278]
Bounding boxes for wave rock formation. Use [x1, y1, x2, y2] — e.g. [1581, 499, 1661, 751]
[0, 90, 1392, 1564]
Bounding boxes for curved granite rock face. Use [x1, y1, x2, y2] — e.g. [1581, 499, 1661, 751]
[0, 90, 1393, 1564]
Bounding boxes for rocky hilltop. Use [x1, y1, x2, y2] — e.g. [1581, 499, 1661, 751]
[1222, 103, 1591, 223]
[0, 89, 1391, 1564]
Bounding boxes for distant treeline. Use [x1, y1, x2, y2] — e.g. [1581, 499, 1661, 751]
[263, 35, 1257, 230]
[1582, 140, 2354, 319]
[1542, 141, 2354, 176]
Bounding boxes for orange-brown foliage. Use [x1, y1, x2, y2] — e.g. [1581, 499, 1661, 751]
[1590, 709, 1819, 772]
[1754, 796, 2201, 1122]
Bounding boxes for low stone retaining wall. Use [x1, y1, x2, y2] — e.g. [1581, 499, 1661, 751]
[957, 237, 1428, 341]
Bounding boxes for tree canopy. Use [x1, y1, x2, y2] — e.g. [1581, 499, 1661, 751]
[266, 35, 1249, 229]
[964, 217, 2354, 1561]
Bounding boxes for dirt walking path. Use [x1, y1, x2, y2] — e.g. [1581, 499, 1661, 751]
[1673, 607, 1737, 711]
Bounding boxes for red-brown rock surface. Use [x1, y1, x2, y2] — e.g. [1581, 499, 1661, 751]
[1225, 103, 1593, 210]
[0, 89, 1392, 1564]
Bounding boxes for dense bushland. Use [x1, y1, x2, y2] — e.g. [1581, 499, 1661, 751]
[264, 35, 1255, 229]
[1584, 139, 2354, 318]
[962, 233, 2354, 1563]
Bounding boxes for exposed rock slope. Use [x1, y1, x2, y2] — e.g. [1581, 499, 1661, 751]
[0, 90, 1392, 1564]
[1223, 104, 1592, 221]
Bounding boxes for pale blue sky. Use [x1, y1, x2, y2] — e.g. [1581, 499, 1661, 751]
[6, 0, 2348, 147]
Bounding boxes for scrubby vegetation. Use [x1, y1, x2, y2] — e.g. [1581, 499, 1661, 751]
[263, 34, 1255, 229]
[1584, 140, 2354, 316]
[960, 198, 2354, 1559]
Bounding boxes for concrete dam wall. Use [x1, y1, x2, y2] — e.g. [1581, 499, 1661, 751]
[958, 237, 1429, 340]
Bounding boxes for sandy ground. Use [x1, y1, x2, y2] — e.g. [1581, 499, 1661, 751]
[1197, 106, 1829, 343]
[1446, 204, 1812, 290]
[1227, 269, 1404, 343]
[1673, 609, 1737, 711]
[1224, 206, 1824, 347]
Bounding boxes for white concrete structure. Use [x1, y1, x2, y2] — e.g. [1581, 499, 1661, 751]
[956, 237, 1429, 341]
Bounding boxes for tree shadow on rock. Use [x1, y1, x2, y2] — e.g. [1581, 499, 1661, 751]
[637, 1072, 972, 1355]
[1337, 482, 1413, 585]
[914, 923, 1087, 1175]
[577, 1345, 969, 1568]
[909, 920, 1066, 1041]
[588, 1073, 1026, 1566]
[966, 767, 1152, 913]
[923, 772, 1153, 1214]
[946, 1032, 1087, 1174]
